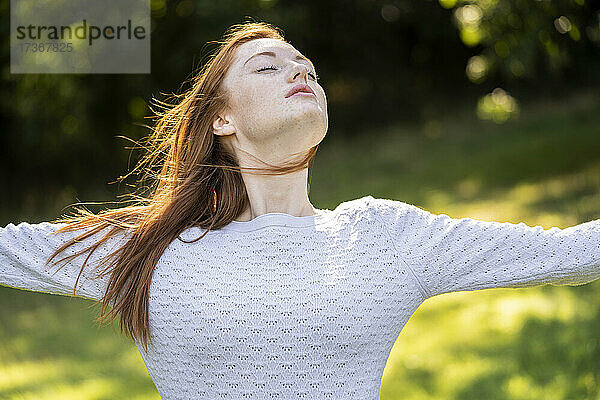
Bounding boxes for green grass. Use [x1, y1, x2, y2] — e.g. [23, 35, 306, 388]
[0, 293, 158, 400]
[2, 89, 600, 399]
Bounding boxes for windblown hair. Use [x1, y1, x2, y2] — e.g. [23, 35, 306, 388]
[45, 21, 319, 352]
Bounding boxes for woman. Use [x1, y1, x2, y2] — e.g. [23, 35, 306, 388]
[1, 21, 599, 400]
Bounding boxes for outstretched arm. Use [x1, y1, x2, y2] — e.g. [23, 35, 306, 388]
[0, 220, 127, 301]
[369, 196, 600, 300]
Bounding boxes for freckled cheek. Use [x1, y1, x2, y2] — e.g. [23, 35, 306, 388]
[236, 93, 264, 112]
[246, 85, 279, 105]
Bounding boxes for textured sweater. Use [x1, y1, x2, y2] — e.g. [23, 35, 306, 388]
[1, 195, 600, 400]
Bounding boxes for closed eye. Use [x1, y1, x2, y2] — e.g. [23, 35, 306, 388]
[256, 65, 278, 72]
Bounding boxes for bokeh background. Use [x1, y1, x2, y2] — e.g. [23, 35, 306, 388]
[1, 0, 600, 399]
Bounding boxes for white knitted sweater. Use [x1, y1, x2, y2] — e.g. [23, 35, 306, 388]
[1, 195, 599, 399]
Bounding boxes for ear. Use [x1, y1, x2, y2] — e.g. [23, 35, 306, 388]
[212, 114, 236, 137]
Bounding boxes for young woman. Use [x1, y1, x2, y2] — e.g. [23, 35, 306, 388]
[1, 21, 599, 400]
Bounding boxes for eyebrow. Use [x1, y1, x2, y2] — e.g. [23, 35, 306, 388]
[243, 50, 315, 69]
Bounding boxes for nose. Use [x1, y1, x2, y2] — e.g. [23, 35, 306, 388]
[288, 62, 309, 83]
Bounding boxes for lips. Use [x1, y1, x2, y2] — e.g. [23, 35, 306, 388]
[285, 83, 315, 98]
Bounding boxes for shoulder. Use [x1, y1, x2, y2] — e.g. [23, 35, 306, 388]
[357, 195, 429, 218]
[333, 195, 431, 229]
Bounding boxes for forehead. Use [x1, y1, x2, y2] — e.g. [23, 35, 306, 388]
[234, 38, 309, 65]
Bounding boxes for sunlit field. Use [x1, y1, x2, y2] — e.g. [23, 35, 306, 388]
[1, 89, 599, 399]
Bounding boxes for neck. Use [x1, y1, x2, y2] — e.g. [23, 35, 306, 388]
[234, 167, 316, 222]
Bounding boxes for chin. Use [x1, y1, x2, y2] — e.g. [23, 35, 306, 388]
[259, 109, 328, 143]
[288, 104, 326, 125]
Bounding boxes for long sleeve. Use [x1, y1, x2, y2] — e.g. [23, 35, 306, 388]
[0, 220, 128, 302]
[368, 196, 600, 300]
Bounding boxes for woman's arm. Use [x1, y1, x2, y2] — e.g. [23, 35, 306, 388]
[368, 196, 600, 300]
[0, 220, 126, 301]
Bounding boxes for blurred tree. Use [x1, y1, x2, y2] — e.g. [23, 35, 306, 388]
[441, 0, 600, 83]
[439, 0, 600, 122]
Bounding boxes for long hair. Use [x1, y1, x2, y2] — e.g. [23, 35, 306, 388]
[45, 21, 320, 352]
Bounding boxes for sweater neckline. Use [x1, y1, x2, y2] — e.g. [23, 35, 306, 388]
[178, 208, 335, 239]
[222, 208, 333, 232]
